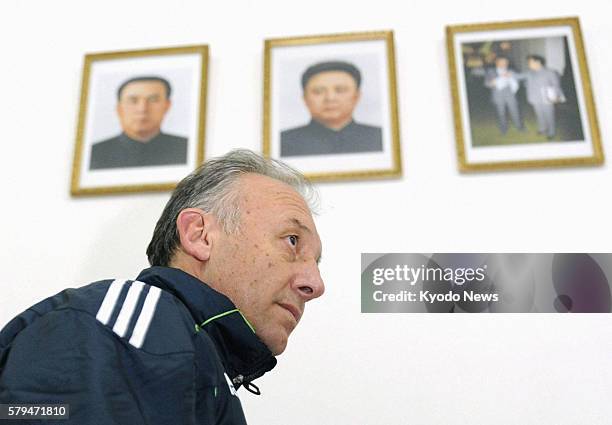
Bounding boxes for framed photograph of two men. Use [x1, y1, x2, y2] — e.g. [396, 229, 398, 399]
[263, 31, 402, 181]
[70, 45, 208, 196]
[446, 17, 603, 172]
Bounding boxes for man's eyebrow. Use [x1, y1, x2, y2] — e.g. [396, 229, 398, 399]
[288, 218, 322, 265]
[289, 218, 311, 234]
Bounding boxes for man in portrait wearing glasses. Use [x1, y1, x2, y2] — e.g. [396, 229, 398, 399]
[89, 76, 188, 170]
[280, 61, 383, 157]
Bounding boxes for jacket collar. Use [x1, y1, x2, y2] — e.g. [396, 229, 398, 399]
[309, 118, 355, 133]
[136, 266, 277, 386]
[118, 131, 163, 144]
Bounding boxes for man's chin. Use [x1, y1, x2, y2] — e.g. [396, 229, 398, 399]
[320, 114, 343, 122]
[259, 330, 289, 356]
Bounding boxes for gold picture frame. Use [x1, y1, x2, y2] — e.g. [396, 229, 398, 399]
[446, 17, 603, 172]
[70, 45, 208, 196]
[263, 30, 402, 182]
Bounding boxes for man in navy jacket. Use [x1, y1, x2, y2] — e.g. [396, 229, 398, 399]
[0, 149, 325, 424]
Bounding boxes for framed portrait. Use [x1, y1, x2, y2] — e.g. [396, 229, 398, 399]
[446, 17, 603, 172]
[70, 45, 208, 196]
[263, 31, 402, 182]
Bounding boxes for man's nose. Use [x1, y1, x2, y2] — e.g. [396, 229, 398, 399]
[324, 91, 337, 102]
[293, 260, 325, 301]
[136, 99, 149, 111]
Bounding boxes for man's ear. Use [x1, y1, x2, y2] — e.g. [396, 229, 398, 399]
[163, 99, 172, 115]
[175, 208, 217, 262]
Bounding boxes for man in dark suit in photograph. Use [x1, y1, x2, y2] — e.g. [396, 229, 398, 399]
[280, 61, 383, 157]
[90, 76, 188, 170]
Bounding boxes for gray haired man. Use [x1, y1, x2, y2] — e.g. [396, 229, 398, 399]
[0, 150, 325, 424]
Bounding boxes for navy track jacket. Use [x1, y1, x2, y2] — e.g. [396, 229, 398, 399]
[0, 267, 277, 424]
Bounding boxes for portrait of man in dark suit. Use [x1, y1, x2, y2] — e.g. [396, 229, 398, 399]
[280, 61, 383, 157]
[89, 76, 188, 170]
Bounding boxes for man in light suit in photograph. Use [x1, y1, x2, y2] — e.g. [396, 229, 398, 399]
[516, 55, 565, 140]
[484, 56, 525, 135]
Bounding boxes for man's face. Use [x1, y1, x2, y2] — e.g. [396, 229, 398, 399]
[496, 57, 509, 70]
[116, 80, 171, 141]
[205, 174, 324, 355]
[528, 58, 542, 71]
[303, 71, 360, 129]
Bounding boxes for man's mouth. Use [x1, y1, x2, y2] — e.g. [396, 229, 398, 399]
[278, 303, 301, 323]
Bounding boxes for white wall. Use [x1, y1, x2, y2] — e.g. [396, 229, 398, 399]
[1, 0, 611, 423]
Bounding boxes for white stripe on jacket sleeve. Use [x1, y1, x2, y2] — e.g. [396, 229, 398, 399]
[128, 286, 162, 349]
[95, 279, 126, 325]
[112, 281, 145, 338]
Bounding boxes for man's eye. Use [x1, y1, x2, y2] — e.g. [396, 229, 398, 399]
[287, 235, 298, 247]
